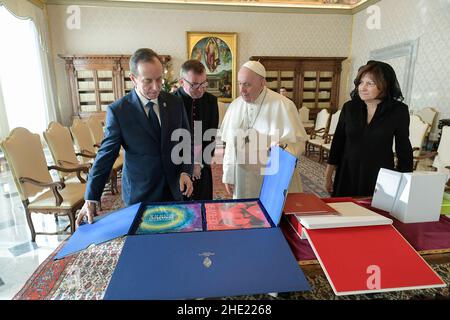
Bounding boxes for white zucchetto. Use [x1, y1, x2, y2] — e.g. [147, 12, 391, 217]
[242, 60, 266, 78]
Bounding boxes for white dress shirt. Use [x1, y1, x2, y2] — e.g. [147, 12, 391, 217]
[135, 88, 161, 124]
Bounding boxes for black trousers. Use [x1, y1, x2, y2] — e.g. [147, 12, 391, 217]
[185, 166, 213, 201]
[161, 184, 175, 202]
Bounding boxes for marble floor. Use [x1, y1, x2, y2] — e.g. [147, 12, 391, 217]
[0, 150, 70, 300]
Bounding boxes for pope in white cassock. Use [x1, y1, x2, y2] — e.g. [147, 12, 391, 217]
[219, 61, 308, 199]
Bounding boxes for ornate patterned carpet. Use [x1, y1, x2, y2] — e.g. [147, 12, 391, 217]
[13, 151, 450, 300]
[15, 236, 450, 300]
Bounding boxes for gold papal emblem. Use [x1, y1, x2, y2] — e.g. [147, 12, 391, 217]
[199, 252, 215, 268]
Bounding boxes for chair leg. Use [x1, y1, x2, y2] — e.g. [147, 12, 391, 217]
[68, 210, 76, 234]
[24, 207, 36, 242]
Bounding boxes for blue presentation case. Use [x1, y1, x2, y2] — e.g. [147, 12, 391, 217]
[56, 147, 311, 299]
[104, 228, 309, 300]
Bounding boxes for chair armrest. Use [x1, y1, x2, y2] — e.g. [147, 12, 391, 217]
[324, 133, 334, 144]
[18, 177, 65, 206]
[310, 128, 326, 139]
[76, 150, 96, 158]
[305, 127, 314, 135]
[413, 151, 438, 161]
[57, 160, 79, 167]
[48, 164, 90, 183]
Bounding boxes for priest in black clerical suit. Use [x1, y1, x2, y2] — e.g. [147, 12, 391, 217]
[173, 60, 219, 200]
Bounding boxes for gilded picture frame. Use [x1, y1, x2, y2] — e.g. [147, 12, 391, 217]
[187, 31, 237, 102]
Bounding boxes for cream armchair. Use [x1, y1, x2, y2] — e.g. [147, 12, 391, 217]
[44, 121, 91, 183]
[87, 115, 124, 163]
[415, 107, 439, 141]
[70, 119, 97, 163]
[316, 109, 341, 163]
[305, 108, 331, 157]
[298, 106, 314, 132]
[70, 118, 123, 194]
[86, 116, 104, 149]
[432, 126, 450, 175]
[409, 115, 430, 170]
[0, 128, 85, 242]
[392, 114, 430, 170]
[414, 126, 450, 188]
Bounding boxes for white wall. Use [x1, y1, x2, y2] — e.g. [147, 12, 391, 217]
[47, 4, 352, 125]
[349, 0, 450, 133]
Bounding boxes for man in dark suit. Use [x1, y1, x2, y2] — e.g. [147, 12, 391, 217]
[173, 60, 219, 200]
[76, 48, 193, 225]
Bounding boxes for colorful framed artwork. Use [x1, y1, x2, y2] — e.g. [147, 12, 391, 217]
[186, 32, 237, 102]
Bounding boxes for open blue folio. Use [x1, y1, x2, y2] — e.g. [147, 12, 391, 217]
[104, 228, 309, 299]
[55, 146, 311, 299]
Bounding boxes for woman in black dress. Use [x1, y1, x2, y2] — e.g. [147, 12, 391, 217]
[324, 60, 413, 197]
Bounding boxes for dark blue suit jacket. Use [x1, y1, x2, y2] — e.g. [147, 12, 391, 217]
[85, 90, 193, 205]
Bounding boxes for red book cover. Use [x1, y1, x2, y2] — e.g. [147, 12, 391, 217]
[205, 201, 271, 231]
[305, 225, 446, 295]
[284, 193, 337, 216]
[286, 214, 306, 239]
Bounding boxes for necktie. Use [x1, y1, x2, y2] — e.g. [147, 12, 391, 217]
[146, 101, 161, 138]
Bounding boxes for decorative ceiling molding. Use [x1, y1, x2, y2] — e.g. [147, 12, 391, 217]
[45, 0, 380, 14]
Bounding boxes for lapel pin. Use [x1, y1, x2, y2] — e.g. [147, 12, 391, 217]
[163, 102, 167, 108]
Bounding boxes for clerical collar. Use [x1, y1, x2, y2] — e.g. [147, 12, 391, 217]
[179, 87, 200, 104]
[135, 88, 158, 107]
[179, 87, 191, 99]
[247, 87, 267, 106]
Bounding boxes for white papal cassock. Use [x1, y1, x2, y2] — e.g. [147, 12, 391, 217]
[219, 87, 308, 199]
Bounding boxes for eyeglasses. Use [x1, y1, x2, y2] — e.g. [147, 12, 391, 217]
[183, 78, 208, 90]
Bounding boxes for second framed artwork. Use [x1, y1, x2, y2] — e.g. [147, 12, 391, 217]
[186, 32, 237, 102]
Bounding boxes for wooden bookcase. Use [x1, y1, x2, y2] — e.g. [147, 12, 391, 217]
[59, 54, 171, 121]
[250, 56, 346, 121]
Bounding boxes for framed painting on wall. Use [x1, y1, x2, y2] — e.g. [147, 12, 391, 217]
[186, 32, 237, 102]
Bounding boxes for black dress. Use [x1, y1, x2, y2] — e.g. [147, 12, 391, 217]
[173, 87, 219, 200]
[327, 98, 413, 197]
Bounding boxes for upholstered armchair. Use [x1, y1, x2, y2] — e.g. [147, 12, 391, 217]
[87, 116, 124, 164]
[415, 107, 439, 142]
[70, 119, 97, 163]
[413, 126, 450, 180]
[431, 126, 450, 174]
[298, 106, 314, 133]
[305, 109, 331, 157]
[86, 116, 104, 149]
[44, 121, 91, 183]
[315, 110, 341, 163]
[318, 133, 334, 164]
[0, 128, 86, 242]
[70, 118, 123, 194]
[306, 109, 336, 158]
[391, 114, 430, 170]
[409, 115, 430, 170]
